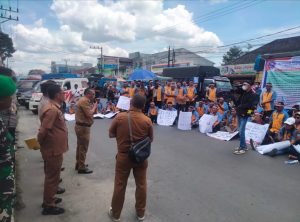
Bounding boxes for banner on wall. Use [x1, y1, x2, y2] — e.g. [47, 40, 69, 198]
[262, 56, 300, 108]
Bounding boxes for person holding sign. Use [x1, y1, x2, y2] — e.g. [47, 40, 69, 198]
[210, 105, 223, 132]
[224, 107, 238, 133]
[105, 100, 117, 114]
[108, 94, 153, 222]
[148, 102, 158, 123]
[235, 81, 257, 155]
[188, 106, 199, 128]
[186, 81, 197, 108]
[196, 100, 206, 118]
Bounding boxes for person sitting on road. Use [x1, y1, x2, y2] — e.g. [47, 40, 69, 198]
[148, 101, 158, 123]
[206, 101, 215, 114]
[217, 97, 229, 118]
[188, 106, 199, 128]
[95, 98, 104, 114]
[66, 101, 77, 114]
[105, 100, 117, 114]
[210, 105, 223, 132]
[196, 100, 206, 118]
[224, 107, 239, 133]
[165, 101, 177, 112]
[250, 110, 265, 125]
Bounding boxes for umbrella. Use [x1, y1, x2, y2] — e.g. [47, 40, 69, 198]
[128, 69, 157, 81]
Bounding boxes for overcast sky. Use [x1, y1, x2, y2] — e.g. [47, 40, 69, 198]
[1, 0, 300, 75]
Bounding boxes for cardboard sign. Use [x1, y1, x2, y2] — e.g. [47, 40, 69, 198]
[157, 109, 177, 126]
[116, 96, 131, 111]
[178, 111, 192, 130]
[207, 131, 239, 141]
[199, 114, 218, 133]
[245, 122, 269, 145]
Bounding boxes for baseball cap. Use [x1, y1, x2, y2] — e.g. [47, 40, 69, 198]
[275, 101, 284, 106]
[284, 117, 295, 125]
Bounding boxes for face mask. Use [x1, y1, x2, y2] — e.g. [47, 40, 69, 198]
[242, 85, 248, 91]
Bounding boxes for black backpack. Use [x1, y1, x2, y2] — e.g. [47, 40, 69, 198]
[128, 112, 151, 163]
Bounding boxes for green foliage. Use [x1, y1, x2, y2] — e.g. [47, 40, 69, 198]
[0, 32, 15, 62]
[222, 46, 244, 65]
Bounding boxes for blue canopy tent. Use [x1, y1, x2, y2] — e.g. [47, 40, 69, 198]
[128, 69, 157, 81]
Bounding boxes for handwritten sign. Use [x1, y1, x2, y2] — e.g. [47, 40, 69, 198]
[116, 96, 131, 111]
[207, 131, 239, 141]
[157, 109, 177, 126]
[199, 114, 217, 133]
[178, 111, 192, 130]
[245, 122, 269, 145]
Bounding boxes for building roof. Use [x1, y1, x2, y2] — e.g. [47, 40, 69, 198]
[162, 66, 220, 79]
[230, 36, 300, 65]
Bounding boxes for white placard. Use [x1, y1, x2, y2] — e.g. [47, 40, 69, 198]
[178, 111, 192, 130]
[93, 113, 105, 119]
[116, 96, 131, 111]
[245, 122, 269, 145]
[199, 114, 218, 133]
[293, 144, 300, 154]
[206, 131, 239, 141]
[104, 112, 118, 119]
[64, 113, 75, 121]
[256, 140, 291, 155]
[157, 109, 177, 126]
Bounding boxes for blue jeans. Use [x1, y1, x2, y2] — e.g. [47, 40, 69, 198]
[239, 116, 248, 149]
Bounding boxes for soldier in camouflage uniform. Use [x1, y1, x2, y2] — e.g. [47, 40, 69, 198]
[0, 68, 17, 222]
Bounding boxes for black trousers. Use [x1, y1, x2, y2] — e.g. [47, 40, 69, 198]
[154, 97, 162, 109]
[149, 115, 157, 123]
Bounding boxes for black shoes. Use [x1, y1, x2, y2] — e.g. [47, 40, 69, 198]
[75, 164, 89, 171]
[267, 148, 278, 157]
[42, 198, 62, 208]
[56, 187, 65, 195]
[78, 168, 93, 174]
[42, 206, 65, 215]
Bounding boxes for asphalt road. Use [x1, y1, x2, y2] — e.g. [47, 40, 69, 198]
[15, 107, 300, 222]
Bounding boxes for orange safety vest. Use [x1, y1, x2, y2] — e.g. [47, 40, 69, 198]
[176, 88, 186, 104]
[191, 114, 196, 123]
[231, 116, 238, 128]
[122, 87, 130, 97]
[164, 86, 171, 100]
[129, 88, 135, 98]
[196, 106, 205, 117]
[283, 130, 292, 141]
[149, 107, 157, 116]
[187, 87, 195, 101]
[69, 106, 76, 114]
[167, 89, 176, 105]
[270, 111, 285, 133]
[156, 87, 162, 102]
[262, 91, 273, 111]
[207, 88, 216, 102]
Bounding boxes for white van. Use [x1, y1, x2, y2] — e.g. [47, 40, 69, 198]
[29, 78, 89, 114]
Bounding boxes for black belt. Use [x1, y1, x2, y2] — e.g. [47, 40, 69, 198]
[76, 122, 92, 127]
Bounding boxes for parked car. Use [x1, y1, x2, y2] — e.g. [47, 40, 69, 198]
[16, 79, 39, 106]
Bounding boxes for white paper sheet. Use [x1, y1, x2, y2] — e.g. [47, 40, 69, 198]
[157, 109, 177, 126]
[206, 131, 239, 141]
[116, 96, 131, 111]
[199, 114, 217, 133]
[64, 113, 75, 121]
[178, 111, 192, 130]
[245, 122, 269, 145]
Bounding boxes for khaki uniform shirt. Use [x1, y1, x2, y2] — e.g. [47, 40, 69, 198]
[38, 101, 68, 157]
[38, 96, 50, 121]
[75, 96, 94, 126]
[109, 108, 153, 153]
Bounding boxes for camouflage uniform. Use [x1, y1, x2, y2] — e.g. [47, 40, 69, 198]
[0, 117, 15, 222]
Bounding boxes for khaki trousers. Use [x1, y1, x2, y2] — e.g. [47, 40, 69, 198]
[75, 125, 91, 170]
[111, 153, 148, 219]
[42, 154, 63, 207]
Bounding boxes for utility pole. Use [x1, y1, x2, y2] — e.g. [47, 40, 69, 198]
[90, 46, 103, 74]
[167, 46, 171, 67]
[0, 4, 19, 24]
[63, 59, 70, 73]
[172, 48, 175, 67]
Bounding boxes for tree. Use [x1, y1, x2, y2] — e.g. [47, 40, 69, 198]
[222, 46, 244, 65]
[0, 32, 15, 64]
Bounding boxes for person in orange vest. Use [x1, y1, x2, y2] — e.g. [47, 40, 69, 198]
[147, 101, 158, 123]
[224, 107, 239, 133]
[206, 83, 217, 102]
[186, 80, 197, 109]
[196, 100, 206, 118]
[217, 97, 229, 119]
[164, 81, 171, 105]
[175, 82, 186, 112]
[153, 81, 164, 109]
[166, 83, 177, 107]
[128, 81, 137, 98]
[188, 106, 200, 128]
[120, 82, 130, 97]
[260, 82, 277, 117]
[137, 81, 147, 97]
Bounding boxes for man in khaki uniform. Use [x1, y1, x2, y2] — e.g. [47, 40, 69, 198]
[108, 95, 153, 222]
[75, 88, 97, 174]
[38, 85, 68, 215]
